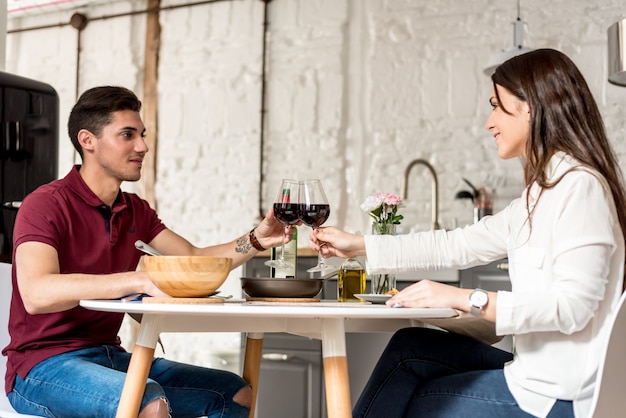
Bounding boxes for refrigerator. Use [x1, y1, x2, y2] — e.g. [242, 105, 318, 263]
[0, 71, 59, 262]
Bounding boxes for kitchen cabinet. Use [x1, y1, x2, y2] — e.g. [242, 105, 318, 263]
[242, 252, 326, 418]
[459, 259, 512, 352]
[459, 259, 510, 292]
[252, 333, 325, 418]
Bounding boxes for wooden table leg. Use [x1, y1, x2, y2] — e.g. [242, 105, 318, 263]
[321, 319, 352, 418]
[115, 314, 163, 418]
[242, 332, 264, 418]
[116, 344, 155, 418]
[323, 356, 351, 416]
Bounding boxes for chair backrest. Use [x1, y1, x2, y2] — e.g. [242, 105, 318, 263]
[589, 290, 626, 417]
[0, 262, 57, 418]
[1, 262, 19, 413]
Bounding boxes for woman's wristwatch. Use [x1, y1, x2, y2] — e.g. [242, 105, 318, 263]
[469, 289, 489, 317]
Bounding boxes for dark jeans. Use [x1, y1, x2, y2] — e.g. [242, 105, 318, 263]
[353, 327, 574, 418]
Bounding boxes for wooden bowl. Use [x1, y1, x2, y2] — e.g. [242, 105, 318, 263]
[141, 256, 232, 297]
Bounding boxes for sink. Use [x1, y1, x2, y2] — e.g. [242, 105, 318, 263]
[401, 159, 440, 230]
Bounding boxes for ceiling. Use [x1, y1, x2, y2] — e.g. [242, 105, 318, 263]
[7, 0, 111, 17]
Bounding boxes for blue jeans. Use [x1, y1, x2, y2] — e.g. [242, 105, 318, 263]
[8, 345, 250, 418]
[353, 328, 574, 418]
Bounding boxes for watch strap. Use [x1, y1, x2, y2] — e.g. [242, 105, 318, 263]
[249, 228, 266, 251]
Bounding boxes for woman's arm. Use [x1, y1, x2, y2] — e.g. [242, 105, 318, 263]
[386, 280, 498, 322]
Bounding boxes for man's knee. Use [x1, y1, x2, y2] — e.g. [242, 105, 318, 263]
[233, 385, 253, 408]
[139, 397, 169, 418]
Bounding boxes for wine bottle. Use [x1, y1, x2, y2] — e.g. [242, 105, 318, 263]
[271, 226, 297, 278]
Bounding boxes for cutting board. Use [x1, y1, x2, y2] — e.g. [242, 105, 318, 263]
[142, 297, 225, 304]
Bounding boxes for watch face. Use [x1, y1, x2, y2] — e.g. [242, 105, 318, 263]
[471, 290, 488, 307]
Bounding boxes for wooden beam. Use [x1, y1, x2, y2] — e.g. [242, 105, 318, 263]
[141, 0, 160, 208]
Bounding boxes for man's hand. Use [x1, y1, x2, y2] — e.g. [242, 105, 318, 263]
[254, 208, 299, 250]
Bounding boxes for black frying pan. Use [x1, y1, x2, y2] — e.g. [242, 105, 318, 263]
[240, 277, 325, 298]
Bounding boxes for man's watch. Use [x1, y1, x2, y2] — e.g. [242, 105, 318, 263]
[469, 289, 489, 317]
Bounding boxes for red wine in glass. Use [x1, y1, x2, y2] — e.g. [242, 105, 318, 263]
[298, 204, 330, 228]
[265, 180, 300, 269]
[299, 180, 334, 273]
[274, 203, 300, 225]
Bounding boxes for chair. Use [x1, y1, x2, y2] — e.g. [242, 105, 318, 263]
[1, 262, 40, 417]
[589, 289, 626, 417]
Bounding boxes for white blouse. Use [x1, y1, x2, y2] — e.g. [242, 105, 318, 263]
[364, 152, 624, 418]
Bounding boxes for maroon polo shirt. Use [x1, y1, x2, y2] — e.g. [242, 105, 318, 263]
[3, 165, 167, 393]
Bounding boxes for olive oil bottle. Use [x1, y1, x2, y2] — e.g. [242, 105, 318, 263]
[338, 257, 366, 302]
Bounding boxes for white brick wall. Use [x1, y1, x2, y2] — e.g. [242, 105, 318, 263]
[5, 0, 626, 368]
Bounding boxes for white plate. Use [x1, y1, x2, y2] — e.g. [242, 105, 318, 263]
[354, 294, 392, 304]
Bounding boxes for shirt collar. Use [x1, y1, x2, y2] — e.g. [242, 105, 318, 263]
[526, 152, 580, 208]
[65, 165, 128, 211]
[544, 151, 579, 179]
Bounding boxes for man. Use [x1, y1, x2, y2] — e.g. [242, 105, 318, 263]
[2, 86, 288, 417]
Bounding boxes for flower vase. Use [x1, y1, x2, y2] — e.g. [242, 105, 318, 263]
[370, 223, 397, 294]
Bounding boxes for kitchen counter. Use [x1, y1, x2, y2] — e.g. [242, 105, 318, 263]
[252, 249, 459, 282]
[253, 247, 319, 258]
[395, 269, 458, 283]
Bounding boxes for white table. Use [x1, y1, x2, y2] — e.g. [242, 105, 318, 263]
[80, 299, 457, 418]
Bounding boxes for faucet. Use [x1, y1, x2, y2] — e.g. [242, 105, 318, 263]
[401, 159, 440, 230]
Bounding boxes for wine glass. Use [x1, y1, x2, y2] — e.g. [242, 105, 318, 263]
[298, 179, 333, 273]
[265, 179, 301, 269]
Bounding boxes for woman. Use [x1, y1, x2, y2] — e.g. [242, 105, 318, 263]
[312, 49, 626, 418]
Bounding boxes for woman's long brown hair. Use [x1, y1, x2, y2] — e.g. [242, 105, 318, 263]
[492, 48, 626, 290]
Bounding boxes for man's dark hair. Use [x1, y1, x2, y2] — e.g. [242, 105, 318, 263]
[68, 86, 142, 158]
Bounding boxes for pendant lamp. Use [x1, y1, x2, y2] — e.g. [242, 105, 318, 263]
[608, 18, 626, 86]
[484, 1, 533, 76]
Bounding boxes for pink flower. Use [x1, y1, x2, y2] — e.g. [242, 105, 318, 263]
[361, 192, 404, 227]
[382, 194, 401, 206]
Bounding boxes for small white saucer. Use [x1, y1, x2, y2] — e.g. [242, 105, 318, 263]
[354, 294, 392, 304]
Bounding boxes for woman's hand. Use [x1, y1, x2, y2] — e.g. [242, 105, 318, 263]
[311, 226, 367, 259]
[386, 279, 472, 310]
